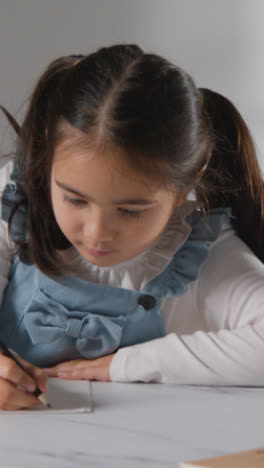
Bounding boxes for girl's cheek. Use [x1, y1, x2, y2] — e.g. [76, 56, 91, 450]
[65, 215, 83, 234]
[125, 219, 153, 240]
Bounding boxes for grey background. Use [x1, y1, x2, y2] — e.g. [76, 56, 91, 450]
[0, 0, 263, 170]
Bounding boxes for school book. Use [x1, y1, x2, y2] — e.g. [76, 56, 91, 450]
[180, 447, 264, 468]
[22, 378, 93, 413]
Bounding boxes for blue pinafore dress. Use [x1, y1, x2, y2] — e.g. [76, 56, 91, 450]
[0, 164, 232, 367]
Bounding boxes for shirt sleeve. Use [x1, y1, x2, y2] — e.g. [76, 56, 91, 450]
[110, 229, 264, 385]
[0, 160, 16, 305]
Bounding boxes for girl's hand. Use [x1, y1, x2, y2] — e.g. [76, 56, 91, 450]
[0, 351, 48, 410]
[45, 354, 115, 382]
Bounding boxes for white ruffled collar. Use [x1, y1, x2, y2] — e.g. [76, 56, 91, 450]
[60, 200, 200, 291]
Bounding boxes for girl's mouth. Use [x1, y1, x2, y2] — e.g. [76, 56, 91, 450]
[85, 246, 113, 256]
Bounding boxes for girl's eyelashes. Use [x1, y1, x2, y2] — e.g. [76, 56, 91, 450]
[119, 209, 144, 218]
[64, 195, 86, 206]
[63, 195, 145, 218]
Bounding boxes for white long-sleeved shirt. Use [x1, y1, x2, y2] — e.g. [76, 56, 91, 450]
[1, 160, 264, 385]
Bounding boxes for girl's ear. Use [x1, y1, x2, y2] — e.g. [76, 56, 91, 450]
[177, 164, 208, 207]
[199, 163, 208, 178]
[175, 189, 189, 208]
[190, 163, 208, 191]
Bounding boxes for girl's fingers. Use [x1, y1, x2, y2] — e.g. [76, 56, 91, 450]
[58, 365, 110, 381]
[8, 350, 48, 393]
[45, 359, 85, 376]
[0, 353, 37, 392]
[45, 355, 113, 381]
[0, 351, 48, 394]
[0, 350, 48, 410]
[0, 377, 40, 411]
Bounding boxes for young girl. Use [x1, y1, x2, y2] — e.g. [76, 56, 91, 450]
[0, 43, 263, 410]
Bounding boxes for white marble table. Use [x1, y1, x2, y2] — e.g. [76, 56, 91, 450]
[1, 382, 264, 467]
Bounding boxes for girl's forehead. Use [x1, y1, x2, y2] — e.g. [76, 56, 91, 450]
[53, 139, 129, 173]
[52, 142, 159, 192]
[51, 144, 179, 206]
[52, 122, 173, 195]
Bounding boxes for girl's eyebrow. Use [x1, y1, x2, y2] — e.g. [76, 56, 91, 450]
[55, 179, 158, 205]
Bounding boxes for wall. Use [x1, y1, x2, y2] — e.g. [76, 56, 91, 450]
[0, 0, 263, 169]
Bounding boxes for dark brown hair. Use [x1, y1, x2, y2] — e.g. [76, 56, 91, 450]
[1, 44, 263, 276]
[197, 88, 264, 262]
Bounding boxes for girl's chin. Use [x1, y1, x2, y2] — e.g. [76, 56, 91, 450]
[80, 249, 121, 267]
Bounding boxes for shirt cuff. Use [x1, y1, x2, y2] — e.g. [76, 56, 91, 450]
[109, 339, 164, 383]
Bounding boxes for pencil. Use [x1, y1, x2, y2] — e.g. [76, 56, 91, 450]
[0, 340, 51, 408]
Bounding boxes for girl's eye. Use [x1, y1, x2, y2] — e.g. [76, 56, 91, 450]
[64, 195, 144, 218]
[64, 195, 86, 205]
[119, 209, 144, 219]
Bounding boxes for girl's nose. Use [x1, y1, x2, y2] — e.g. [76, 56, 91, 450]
[83, 209, 116, 242]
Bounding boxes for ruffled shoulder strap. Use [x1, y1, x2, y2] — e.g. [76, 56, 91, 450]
[1, 162, 28, 243]
[142, 207, 233, 297]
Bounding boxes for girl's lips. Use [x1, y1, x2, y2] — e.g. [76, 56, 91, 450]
[85, 246, 113, 256]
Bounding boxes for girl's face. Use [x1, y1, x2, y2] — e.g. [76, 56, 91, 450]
[50, 139, 185, 267]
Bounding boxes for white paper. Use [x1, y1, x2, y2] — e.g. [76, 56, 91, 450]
[27, 378, 93, 413]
